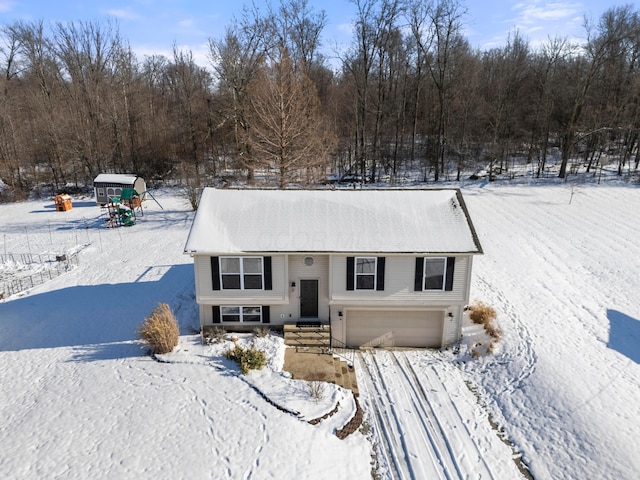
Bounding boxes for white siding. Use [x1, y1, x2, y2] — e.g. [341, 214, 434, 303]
[194, 254, 288, 304]
[289, 255, 330, 319]
[442, 305, 464, 345]
[268, 255, 330, 323]
[330, 255, 471, 305]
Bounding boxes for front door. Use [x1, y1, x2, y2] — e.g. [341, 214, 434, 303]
[299, 279, 319, 317]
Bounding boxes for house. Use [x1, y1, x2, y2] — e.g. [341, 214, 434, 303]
[184, 188, 483, 349]
[93, 174, 146, 205]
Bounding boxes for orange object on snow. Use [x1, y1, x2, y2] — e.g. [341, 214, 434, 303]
[55, 194, 73, 211]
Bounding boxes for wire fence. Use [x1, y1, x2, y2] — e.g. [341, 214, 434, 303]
[0, 252, 79, 299]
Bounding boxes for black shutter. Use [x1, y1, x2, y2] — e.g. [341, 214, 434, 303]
[445, 257, 456, 291]
[263, 256, 272, 290]
[262, 306, 270, 324]
[376, 257, 385, 291]
[414, 257, 424, 291]
[346, 257, 355, 290]
[211, 257, 220, 290]
[212, 306, 221, 323]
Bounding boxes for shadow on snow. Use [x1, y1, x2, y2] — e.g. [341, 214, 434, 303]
[607, 309, 640, 364]
[0, 264, 194, 353]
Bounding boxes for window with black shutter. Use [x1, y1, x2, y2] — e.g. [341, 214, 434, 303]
[219, 256, 265, 290]
[218, 306, 263, 323]
[416, 256, 456, 291]
[376, 257, 385, 291]
[211, 257, 220, 290]
[347, 256, 385, 290]
[346, 257, 355, 290]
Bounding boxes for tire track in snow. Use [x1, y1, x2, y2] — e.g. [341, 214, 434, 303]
[356, 352, 414, 480]
[359, 350, 452, 480]
[394, 351, 497, 480]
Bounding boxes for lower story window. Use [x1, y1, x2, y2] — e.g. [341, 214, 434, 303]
[220, 306, 262, 323]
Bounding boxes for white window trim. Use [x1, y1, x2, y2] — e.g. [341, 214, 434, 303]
[423, 257, 447, 291]
[220, 306, 263, 323]
[220, 256, 264, 290]
[355, 256, 377, 290]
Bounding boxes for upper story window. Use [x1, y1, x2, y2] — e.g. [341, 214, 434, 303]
[346, 256, 385, 291]
[220, 256, 263, 290]
[211, 256, 272, 291]
[415, 257, 455, 291]
[356, 257, 377, 290]
[423, 257, 446, 290]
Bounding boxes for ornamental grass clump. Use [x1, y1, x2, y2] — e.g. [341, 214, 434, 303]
[469, 301, 497, 326]
[469, 301, 503, 356]
[225, 344, 267, 374]
[137, 303, 179, 354]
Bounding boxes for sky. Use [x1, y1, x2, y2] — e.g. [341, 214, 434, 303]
[0, 0, 613, 67]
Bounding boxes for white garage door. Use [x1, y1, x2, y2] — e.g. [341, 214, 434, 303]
[346, 310, 443, 348]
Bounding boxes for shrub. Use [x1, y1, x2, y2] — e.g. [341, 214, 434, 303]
[469, 301, 496, 326]
[306, 372, 328, 401]
[204, 326, 227, 344]
[252, 326, 271, 338]
[469, 301, 503, 357]
[484, 322, 503, 340]
[225, 344, 267, 374]
[137, 303, 179, 354]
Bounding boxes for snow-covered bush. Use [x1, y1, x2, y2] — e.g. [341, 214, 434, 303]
[252, 326, 271, 338]
[137, 303, 179, 354]
[204, 326, 227, 344]
[225, 344, 267, 374]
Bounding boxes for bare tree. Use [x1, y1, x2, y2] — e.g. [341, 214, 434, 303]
[165, 46, 212, 184]
[0, 24, 25, 196]
[53, 20, 125, 178]
[14, 20, 68, 192]
[245, 51, 336, 187]
[209, 5, 273, 180]
[557, 7, 635, 178]
[274, 0, 327, 73]
[409, 0, 468, 181]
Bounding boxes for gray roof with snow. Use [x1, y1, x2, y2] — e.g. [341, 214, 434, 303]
[93, 174, 140, 185]
[184, 188, 482, 254]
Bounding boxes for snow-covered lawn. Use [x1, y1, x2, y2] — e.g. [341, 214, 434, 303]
[0, 193, 371, 479]
[1, 183, 639, 480]
[461, 182, 640, 480]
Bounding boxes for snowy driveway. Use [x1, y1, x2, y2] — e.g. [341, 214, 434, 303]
[356, 350, 525, 480]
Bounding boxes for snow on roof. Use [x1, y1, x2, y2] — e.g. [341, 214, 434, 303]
[93, 174, 140, 185]
[185, 188, 482, 254]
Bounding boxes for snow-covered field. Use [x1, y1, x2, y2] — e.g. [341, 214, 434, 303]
[1, 182, 639, 479]
[462, 182, 640, 480]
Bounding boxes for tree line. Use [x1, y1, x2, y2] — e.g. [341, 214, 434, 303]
[0, 0, 639, 201]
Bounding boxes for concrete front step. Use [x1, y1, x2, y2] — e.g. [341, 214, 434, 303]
[284, 324, 330, 332]
[284, 338, 331, 346]
[284, 331, 331, 340]
[284, 325, 331, 351]
[284, 331, 331, 337]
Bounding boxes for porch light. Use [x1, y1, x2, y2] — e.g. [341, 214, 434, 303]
[338, 311, 343, 317]
[291, 282, 296, 288]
